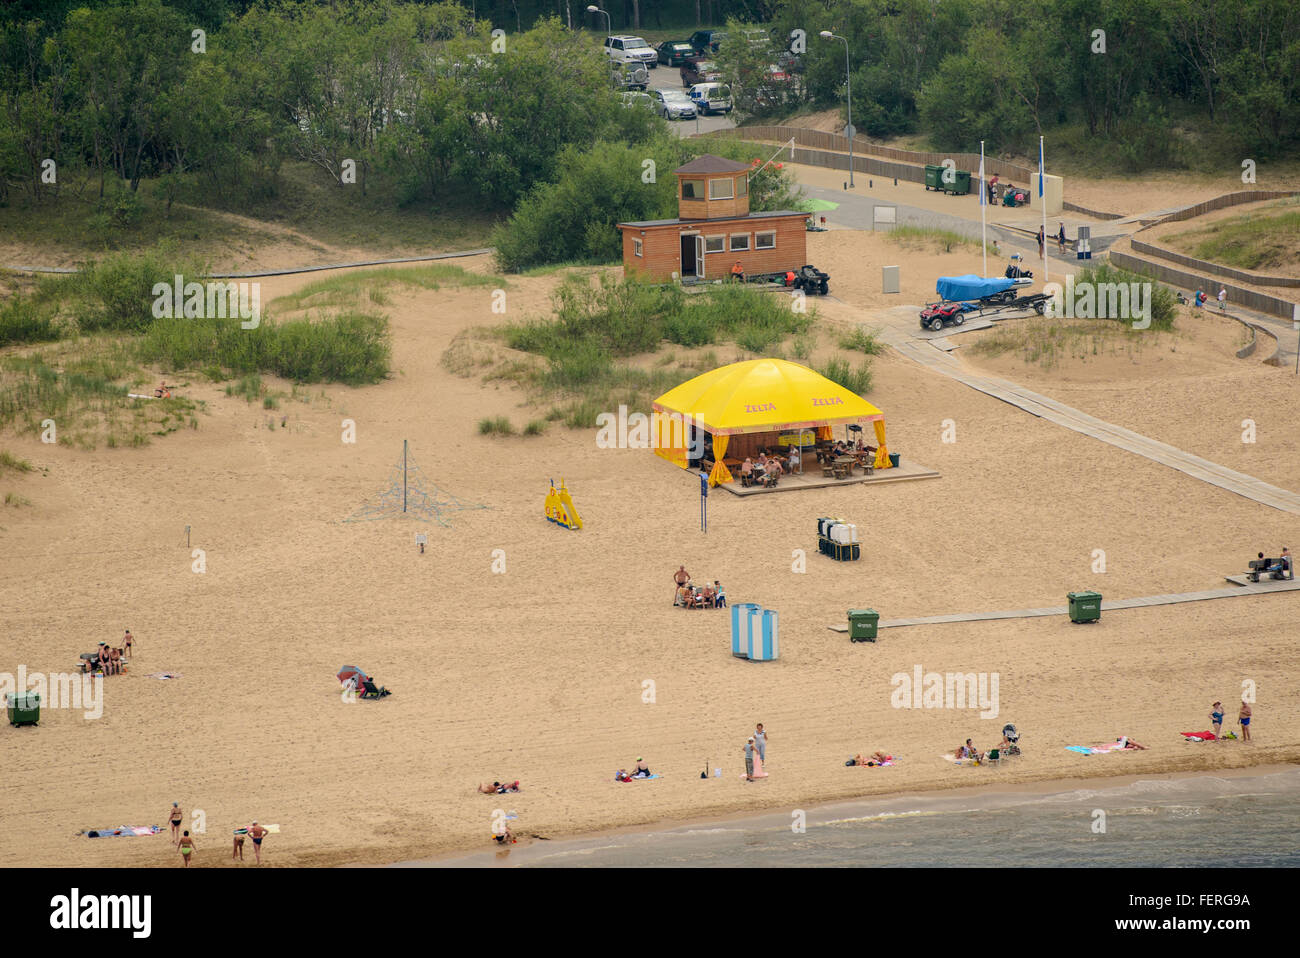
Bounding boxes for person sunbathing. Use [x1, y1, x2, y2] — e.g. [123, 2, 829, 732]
[1116, 737, 1147, 750]
[360, 677, 391, 698]
[850, 751, 892, 766]
[674, 585, 689, 607]
[701, 584, 716, 608]
[108, 646, 122, 675]
[961, 739, 984, 762]
[479, 780, 520, 794]
[154, 382, 173, 399]
[631, 758, 652, 778]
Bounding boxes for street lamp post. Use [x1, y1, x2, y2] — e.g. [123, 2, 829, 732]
[586, 4, 610, 36]
[820, 31, 853, 187]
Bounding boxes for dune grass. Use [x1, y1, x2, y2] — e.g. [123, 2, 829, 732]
[1165, 201, 1300, 272]
[0, 450, 35, 474]
[269, 264, 505, 313]
[968, 317, 1154, 370]
[887, 225, 981, 252]
[814, 356, 874, 395]
[839, 325, 886, 355]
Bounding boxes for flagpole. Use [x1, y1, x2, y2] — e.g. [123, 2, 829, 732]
[1039, 136, 1048, 286]
[980, 140, 987, 277]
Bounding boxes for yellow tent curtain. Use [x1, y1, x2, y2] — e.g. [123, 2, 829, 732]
[873, 419, 889, 468]
[708, 434, 732, 486]
[816, 425, 833, 441]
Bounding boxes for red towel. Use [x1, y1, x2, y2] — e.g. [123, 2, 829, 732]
[1181, 730, 1216, 740]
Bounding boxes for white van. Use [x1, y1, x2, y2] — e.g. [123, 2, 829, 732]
[688, 82, 732, 116]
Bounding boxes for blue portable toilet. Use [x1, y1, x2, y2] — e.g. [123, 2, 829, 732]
[744, 605, 764, 660]
[731, 603, 760, 658]
[748, 609, 780, 661]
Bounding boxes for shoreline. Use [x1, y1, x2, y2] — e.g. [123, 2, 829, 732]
[377, 759, 1300, 868]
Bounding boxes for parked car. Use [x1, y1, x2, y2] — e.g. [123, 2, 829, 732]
[620, 90, 655, 111]
[605, 35, 658, 69]
[680, 56, 722, 87]
[688, 82, 732, 116]
[611, 62, 649, 91]
[656, 40, 695, 66]
[689, 29, 726, 55]
[651, 88, 697, 120]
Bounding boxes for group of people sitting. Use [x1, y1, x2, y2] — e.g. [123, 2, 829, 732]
[815, 439, 872, 464]
[81, 630, 133, 675]
[956, 726, 1022, 765]
[738, 448, 798, 487]
[671, 566, 726, 608]
[477, 780, 521, 794]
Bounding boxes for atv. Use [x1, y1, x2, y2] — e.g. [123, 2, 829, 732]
[919, 301, 978, 332]
[788, 264, 829, 295]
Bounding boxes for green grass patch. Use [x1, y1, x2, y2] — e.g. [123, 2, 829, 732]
[478, 416, 515, 436]
[270, 264, 505, 313]
[1164, 202, 1300, 272]
[523, 419, 546, 436]
[814, 357, 874, 395]
[839, 325, 886, 355]
[4, 492, 33, 507]
[886, 225, 980, 252]
[1069, 262, 1178, 331]
[0, 450, 35, 474]
[968, 318, 1155, 370]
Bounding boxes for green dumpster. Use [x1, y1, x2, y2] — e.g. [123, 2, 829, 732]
[1067, 591, 1102, 623]
[6, 691, 40, 727]
[946, 169, 971, 195]
[848, 608, 879, 642]
[924, 165, 944, 191]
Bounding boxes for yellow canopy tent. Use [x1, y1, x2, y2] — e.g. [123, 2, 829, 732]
[652, 359, 886, 485]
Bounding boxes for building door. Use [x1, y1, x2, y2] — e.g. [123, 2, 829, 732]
[679, 233, 696, 277]
[695, 235, 705, 279]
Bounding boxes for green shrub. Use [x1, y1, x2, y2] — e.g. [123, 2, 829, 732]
[815, 357, 874, 395]
[0, 296, 60, 346]
[839, 325, 886, 355]
[478, 416, 514, 435]
[523, 419, 546, 436]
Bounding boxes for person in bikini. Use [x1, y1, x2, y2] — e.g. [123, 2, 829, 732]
[178, 830, 196, 866]
[232, 831, 245, 861]
[247, 822, 268, 863]
[169, 803, 183, 845]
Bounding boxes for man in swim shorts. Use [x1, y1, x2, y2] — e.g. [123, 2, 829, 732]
[1238, 701, 1252, 741]
[247, 821, 268, 863]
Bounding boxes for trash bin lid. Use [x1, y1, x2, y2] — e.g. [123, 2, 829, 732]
[848, 608, 879, 616]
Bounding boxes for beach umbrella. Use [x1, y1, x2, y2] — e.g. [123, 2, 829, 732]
[337, 665, 366, 685]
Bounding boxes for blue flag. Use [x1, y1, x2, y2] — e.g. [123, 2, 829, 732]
[1038, 140, 1045, 197]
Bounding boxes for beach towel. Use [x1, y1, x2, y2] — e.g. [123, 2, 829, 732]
[82, 825, 162, 838]
[1181, 731, 1217, 741]
[620, 774, 659, 782]
[145, 672, 182, 680]
[1067, 742, 1126, 756]
[233, 824, 281, 834]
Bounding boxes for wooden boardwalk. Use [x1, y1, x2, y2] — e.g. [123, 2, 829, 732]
[879, 328, 1300, 515]
[826, 577, 1300, 631]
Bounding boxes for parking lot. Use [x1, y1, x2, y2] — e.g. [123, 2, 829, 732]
[642, 58, 737, 137]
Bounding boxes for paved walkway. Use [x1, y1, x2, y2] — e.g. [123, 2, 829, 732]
[873, 322, 1300, 515]
[826, 578, 1300, 631]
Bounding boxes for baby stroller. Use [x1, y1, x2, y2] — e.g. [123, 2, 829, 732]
[1000, 724, 1021, 756]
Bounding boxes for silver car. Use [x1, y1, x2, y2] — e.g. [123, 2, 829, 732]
[653, 89, 697, 120]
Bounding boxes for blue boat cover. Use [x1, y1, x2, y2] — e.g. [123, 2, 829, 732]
[936, 274, 1016, 301]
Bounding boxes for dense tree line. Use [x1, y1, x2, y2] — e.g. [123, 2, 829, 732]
[0, 0, 659, 210]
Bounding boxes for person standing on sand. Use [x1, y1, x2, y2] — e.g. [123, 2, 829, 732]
[674, 566, 690, 595]
[169, 803, 183, 845]
[1037, 226, 1045, 260]
[1209, 701, 1224, 739]
[743, 737, 755, 781]
[123, 630, 134, 658]
[178, 830, 196, 867]
[233, 831, 245, 861]
[247, 822, 269, 863]
[1238, 701, 1252, 741]
[754, 723, 768, 764]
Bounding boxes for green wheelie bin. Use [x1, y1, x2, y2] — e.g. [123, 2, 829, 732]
[1067, 591, 1102, 623]
[6, 691, 40, 727]
[848, 609, 879, 642]
[924, 165, 944, 191]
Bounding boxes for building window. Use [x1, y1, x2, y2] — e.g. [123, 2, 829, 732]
[704, 235, 725, 253]
[755, 231, 775, 250]
[633, 238, 643, 257]
[738, 176, 748, 197]
[681, 179, 705, 200]
[730, 233, 750, 252]
[709, 177, 735, 200]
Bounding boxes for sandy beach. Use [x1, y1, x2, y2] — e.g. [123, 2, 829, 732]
[2, 169, 1299, 868]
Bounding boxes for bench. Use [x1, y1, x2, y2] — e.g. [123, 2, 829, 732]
[1246, 557, 1293, 582]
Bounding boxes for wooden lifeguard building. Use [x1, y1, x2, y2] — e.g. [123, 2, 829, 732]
[616, 155, 808, 282]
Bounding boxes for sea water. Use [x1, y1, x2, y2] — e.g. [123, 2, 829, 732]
[413, 767, 1300, 868]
